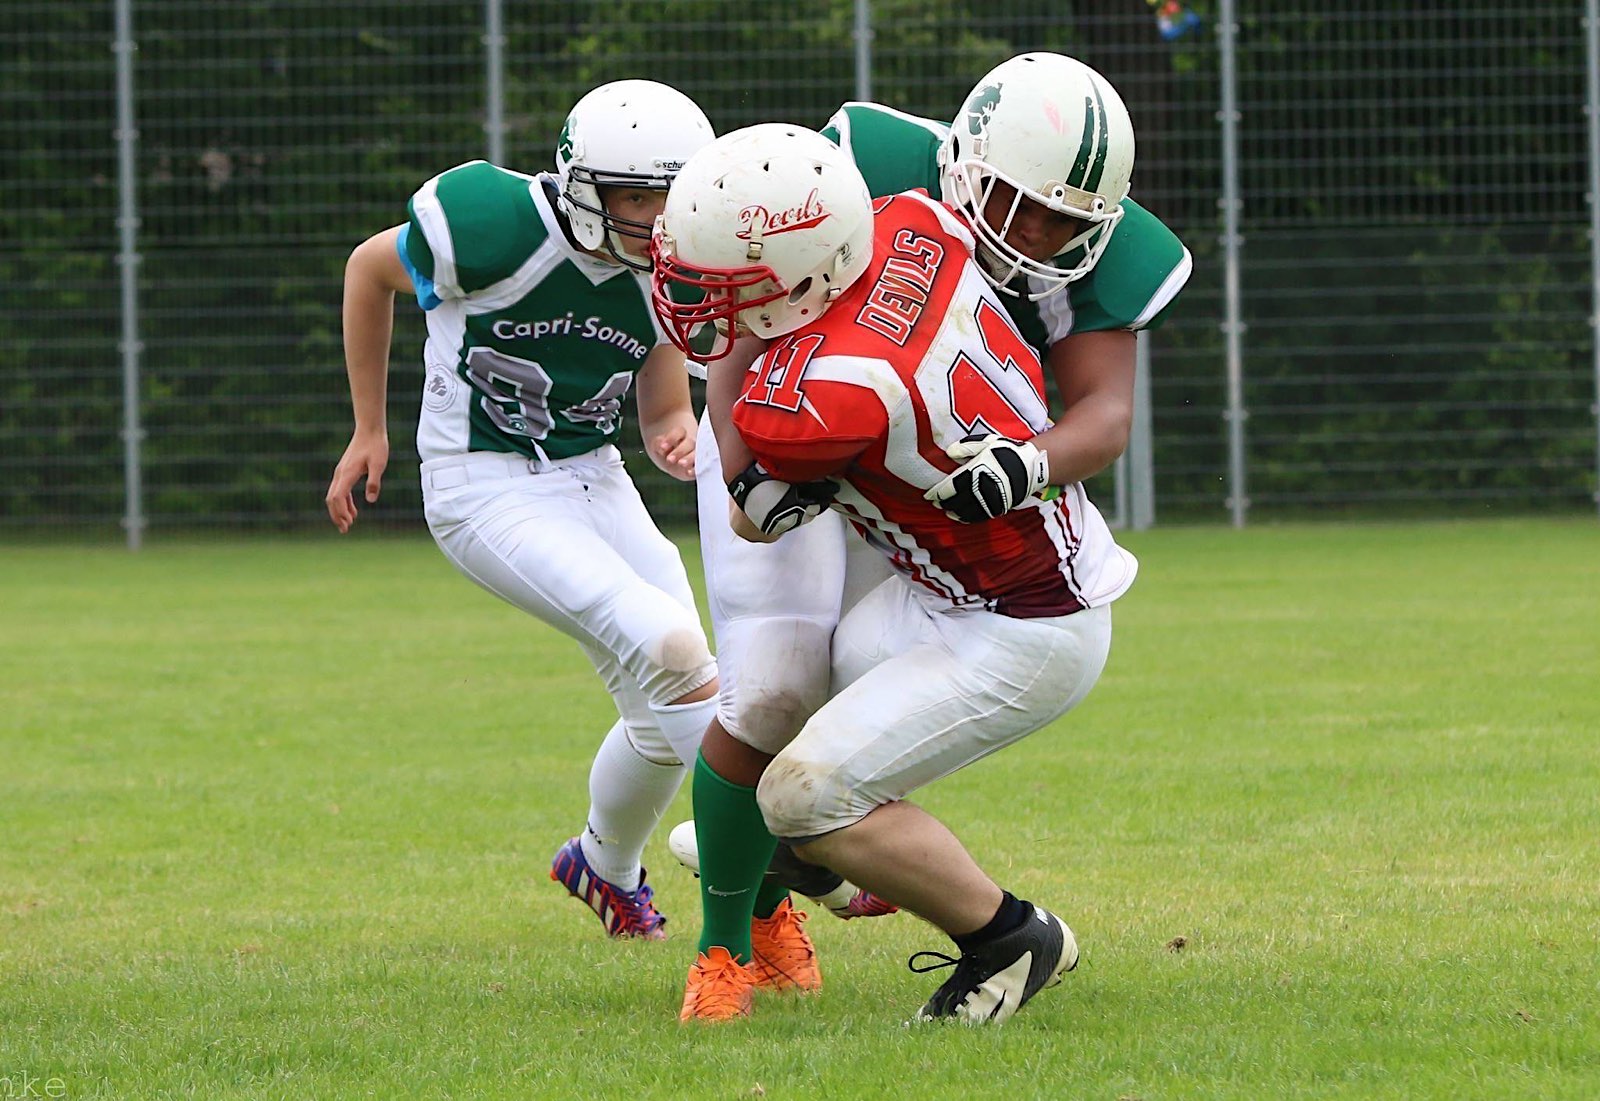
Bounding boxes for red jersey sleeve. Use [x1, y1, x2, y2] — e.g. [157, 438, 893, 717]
[731, 342, 889, 483]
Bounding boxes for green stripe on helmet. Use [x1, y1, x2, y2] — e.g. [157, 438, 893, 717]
[1067, 81, 1111, 195]
[1067, 94, 1097, 189]
[1083, 80, 1110, 193]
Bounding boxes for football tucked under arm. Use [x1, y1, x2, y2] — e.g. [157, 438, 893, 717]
[923, 434, 1051, 524]
[727, 461, 841, 539]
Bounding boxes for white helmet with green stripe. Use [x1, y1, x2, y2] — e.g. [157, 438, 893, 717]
[940, 53, 1135, 299]
[555, 80, 715, 269]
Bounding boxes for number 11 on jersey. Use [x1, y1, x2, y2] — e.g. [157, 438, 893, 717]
[745, 332, 826, 413]
[948, 299, 1048, 439]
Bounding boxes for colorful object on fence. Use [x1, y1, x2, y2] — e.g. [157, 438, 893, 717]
[1146, 0, 1202, 41]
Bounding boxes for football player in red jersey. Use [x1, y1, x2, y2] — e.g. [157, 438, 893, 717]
[654, 124, 1138, 1025]
[663, 55, 1188, 1015]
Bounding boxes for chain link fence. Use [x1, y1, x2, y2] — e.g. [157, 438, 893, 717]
[2, 0, 1595, 539]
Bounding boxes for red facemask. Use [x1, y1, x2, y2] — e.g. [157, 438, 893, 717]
[649, 232, 790, 362]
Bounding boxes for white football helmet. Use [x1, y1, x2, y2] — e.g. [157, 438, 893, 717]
[650, 123, 875, 359]
[554, 79, 714, 269]
[939, 52, 1135, 299]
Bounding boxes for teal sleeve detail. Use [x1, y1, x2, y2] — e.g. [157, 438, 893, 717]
[395, 224, 440, 311]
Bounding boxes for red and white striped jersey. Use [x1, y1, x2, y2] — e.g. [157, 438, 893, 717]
[732, 191, 1137, 619]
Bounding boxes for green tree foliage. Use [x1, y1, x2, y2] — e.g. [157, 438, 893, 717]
[1, 1, 1591, 529]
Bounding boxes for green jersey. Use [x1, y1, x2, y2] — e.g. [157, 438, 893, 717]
[820, 102, 1192, 353]
[399, 160, 667, 461]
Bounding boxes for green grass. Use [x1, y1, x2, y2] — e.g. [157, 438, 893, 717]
[3, 519, 1598, 1100]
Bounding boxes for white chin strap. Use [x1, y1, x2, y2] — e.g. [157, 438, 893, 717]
[978, 219, 1118, 301]
[956, 160, 1123, 301]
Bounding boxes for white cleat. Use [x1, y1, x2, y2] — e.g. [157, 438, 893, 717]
[910, 903, 1078, 1025]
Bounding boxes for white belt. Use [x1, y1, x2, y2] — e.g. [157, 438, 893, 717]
[421, 446, 616, 491]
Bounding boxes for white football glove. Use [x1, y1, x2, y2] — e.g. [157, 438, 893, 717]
[923, 434, 1050, 523]
[728, 461, 840, 537]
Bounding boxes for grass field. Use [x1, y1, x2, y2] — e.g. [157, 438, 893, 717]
[4, 519, 1599, 1100]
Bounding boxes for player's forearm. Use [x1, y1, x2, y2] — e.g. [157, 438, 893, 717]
[1036, 329, 1136, 484]
[1030, 394, 1132, 485]
[708, 337, 765, 482]
[728, 498, 783, 543]
[635, 345, 694, 436]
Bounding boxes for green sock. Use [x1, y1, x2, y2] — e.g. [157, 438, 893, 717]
[752, 878, 791, 920]
[693, 752, 779, 962]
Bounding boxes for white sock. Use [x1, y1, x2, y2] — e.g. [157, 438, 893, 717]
[579, 720, 688, 892]
[648, 692, 721, 769]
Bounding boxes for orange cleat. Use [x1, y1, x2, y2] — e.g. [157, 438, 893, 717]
[749, 898, 821, 992]
[679, 946, 756, 1022]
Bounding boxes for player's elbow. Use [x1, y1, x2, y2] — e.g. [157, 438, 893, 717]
[1100, 411, 1133, 467]
[1096, 391, 1134, 452]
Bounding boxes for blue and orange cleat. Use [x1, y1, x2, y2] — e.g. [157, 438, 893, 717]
[842, 890, 900, 920]
[550, 836, 668, 940]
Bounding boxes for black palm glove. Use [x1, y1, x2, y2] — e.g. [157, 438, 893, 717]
[923, 433, 1050, 523]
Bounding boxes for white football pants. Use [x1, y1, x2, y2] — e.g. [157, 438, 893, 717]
[422, 446, 717, 766]
[756, 572, 1114, 842]
[695, 413, 891, 753]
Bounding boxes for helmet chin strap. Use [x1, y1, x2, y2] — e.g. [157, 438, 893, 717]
[823, 250, 849, 304]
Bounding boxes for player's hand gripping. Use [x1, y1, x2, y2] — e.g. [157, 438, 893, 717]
[326, 428, 390, 533]
[924, 433, 1050, 524]
[727, 461, 839, 538]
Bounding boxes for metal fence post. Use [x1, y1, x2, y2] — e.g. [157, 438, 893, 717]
[115, 0, 145, 550]
[853, 0, 873, 101]
[1129, 332, 1155, 530]
[485, 0, 506, 165]
[1113, 451, 1128, 530]
[1587, 0, 1600, 515]
[1218, 0, 1247, 527]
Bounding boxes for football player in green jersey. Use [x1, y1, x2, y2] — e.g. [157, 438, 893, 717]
[823, 52, 1192, 497]
[675, 54, 1193, 1018]
[326, 80, 720, 941]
